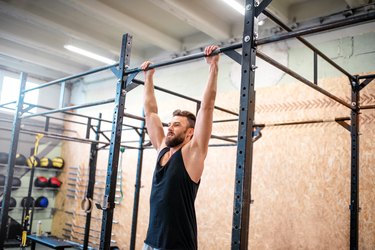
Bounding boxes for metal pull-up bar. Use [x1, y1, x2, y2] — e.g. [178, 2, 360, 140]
[257, 51, 352, 109]
[23, 63, 119, 93]
[22, 98, 116, 119]
[257, 10, 375, 47]
[261, 9, 356, 81]
[125, 43, 242, 74]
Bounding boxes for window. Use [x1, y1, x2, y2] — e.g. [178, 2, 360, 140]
[0, 76, 39, 112]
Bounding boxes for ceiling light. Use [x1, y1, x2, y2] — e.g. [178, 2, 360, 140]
[221, 0, 244, 15]
[258, 20, 265, 26]
[64, 45, 116, 65]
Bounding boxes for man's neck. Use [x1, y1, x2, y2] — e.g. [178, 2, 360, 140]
[169, 140, 189, 155]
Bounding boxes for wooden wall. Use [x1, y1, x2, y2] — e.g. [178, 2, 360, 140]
[52, 74, 375, 249]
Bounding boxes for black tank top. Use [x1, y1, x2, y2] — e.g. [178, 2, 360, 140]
[145, 147, 200, 250]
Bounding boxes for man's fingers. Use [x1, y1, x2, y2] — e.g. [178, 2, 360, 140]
[141, 61, 153, 71]
[204, 45, 219, 56]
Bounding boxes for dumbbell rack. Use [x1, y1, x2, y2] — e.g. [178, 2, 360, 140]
[0, 161, 62, 246]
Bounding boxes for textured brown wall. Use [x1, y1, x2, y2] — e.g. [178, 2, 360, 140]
[52, 74, 375, 249]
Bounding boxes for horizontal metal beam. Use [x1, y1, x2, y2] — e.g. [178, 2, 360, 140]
[23, 42, 243, 95]
[360, 104, 375, 110]
[213, 118, 239, 123]
[257, 51, 352, 109]
[210, 134, 237, 143]
[22, 98, 115, 119]
[262, 9, 356, 81]
[0, 117, 69, 132]
[23, 64, 118, 93]
[209, 143, 237, 147]
[257, 11, 375, 46]
[359, 78, 374, 90]
[358, 74, 375, 79]
[253, 116, 350, 127]
[21, 102, 146, 131]
[0, 101, 16, 108]
[16, 128, 140, 150]
[25, 102, 113, 124]
[126, 43, 242, 74]
[255, 0, 273, 17]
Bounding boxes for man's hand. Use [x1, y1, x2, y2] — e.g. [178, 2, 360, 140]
[141, 61, 155, 79]
[204, 45, 220, 65]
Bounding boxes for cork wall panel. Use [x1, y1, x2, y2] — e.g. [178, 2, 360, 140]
[249, 124, 351, 249]
[50, 118, 91, 242]
[358, 109, 375, 247]
[53, 74, 374, 249]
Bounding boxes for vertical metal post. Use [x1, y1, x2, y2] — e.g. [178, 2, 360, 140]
[130, 113, 146, 250]
[350, 78, 360, 250]
[44, 116, 50, 132]
[196, 101, 201, 115]
[86, 118, 92, 139]
[231, 0, 257, 249]
[83, 113, 102, 249]
[99, 34, 132, 250]
[59, 81, 66, 109]
[0, 72, 27, 248]
[313, 52, 318, 85]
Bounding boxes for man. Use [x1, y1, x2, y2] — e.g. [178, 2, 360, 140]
[141, 45, 220, 250]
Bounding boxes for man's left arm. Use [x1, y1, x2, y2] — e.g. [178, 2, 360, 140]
[185, 45, 220, 182]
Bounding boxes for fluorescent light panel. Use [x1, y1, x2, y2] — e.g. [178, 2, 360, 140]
[64, 45, 116, 65]
[221, 0, 245, 15]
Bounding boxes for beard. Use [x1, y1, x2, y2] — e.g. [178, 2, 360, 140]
[165, 134, 185, 147]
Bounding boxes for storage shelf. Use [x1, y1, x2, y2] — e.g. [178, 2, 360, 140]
[0, 164, 63, 172]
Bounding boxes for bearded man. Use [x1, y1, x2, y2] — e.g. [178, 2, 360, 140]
[141, 45, 220, 250]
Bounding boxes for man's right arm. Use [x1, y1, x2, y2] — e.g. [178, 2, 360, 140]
[142, 61, 165, 151]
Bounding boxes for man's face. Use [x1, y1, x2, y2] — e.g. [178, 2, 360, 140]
[165, 116, 193, 147]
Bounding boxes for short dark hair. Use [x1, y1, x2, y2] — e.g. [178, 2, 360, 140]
[172, 109, 196, 128]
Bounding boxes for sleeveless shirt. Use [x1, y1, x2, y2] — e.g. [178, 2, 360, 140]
[145, 147, 200, 250]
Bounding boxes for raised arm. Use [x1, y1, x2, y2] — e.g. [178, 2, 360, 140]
[183, 45, 219, 182]
[191, 46, 219, 156]
[142, 61, 165, 151]
[189, 45, 220, 158]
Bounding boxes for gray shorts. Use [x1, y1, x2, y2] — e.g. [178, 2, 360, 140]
[143, 243, 160, 250]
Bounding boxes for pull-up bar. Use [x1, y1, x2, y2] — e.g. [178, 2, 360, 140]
[262, 9, 356, 81]
[257, 51, 352, 109]
[22, 98, 116, 119]
[23, 63, 119, 93]
[0, 101, 16, 108]
[358, 74, 375, 80]
[253, 116, 350, 127]
[257, 10, 375, 46]
[125, 43, 242, 74]
[361, 104, 375, 110]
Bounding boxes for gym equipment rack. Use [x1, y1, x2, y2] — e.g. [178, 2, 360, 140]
[0, 35, 238, 250]
[0, 1, 374, 249]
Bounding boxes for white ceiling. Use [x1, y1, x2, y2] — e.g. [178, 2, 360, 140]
[0, 0, 373, 81]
